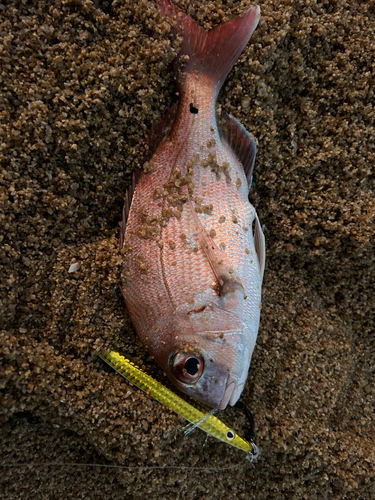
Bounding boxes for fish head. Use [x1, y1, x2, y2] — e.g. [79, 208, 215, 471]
[156, 303, 255, 409]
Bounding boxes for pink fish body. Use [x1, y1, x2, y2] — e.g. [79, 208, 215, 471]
[120, 0, 265, 410]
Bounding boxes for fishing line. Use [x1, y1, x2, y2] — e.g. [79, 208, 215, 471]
[1, 352, 259, 476]
[182, 408, 218, 435]
[203, 413, 216, 448]
[0, 455, 254, 472]
[0, 426, 256, 473]
[233, 401, 256, 441]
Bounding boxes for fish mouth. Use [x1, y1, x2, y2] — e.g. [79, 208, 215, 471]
[219, 376, 247, 409]
[218, 376, 237, 410]
[229, 380, 245, 406]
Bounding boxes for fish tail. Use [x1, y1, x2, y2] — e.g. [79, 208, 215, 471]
[158, 0, 260, 90]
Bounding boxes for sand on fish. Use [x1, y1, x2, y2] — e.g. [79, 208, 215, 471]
[0, 0, 374, 499]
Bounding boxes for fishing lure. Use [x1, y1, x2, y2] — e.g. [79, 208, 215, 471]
[99, 351, 258, 459]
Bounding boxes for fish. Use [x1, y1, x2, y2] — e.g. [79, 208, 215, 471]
[120, 0, 265, 410]
[99, 350, 259, 458]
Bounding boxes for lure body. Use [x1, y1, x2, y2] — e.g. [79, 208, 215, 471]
[120, 1, 265, 409]
[99, 351, 258, 456]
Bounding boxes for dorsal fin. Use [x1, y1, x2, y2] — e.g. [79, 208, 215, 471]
[119, 167, 142, 248]
[219, 111, 257, 190]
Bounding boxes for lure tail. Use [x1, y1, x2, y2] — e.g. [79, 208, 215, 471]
[158, 0, 260, 93]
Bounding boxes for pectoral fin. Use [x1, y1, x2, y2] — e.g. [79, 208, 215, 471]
[254, 213, 266, 282]
[188, 198, 244, 296]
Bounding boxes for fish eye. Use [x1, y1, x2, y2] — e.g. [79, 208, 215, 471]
[170, 352, 204, 385]
[226, 430, 235, 441]
[184, 357, 200, 375]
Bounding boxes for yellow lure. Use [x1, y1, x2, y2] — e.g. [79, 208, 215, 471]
[99, 351, 258, 457]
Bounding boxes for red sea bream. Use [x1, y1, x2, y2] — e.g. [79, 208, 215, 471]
[120, 0, 265, 410]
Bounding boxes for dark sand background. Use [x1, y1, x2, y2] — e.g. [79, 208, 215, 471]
[0, 0, 374, 498]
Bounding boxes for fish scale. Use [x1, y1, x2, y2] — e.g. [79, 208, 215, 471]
[120, 0, 265, 410]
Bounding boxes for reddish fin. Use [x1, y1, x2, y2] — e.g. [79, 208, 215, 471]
[120, 104, 178, 248]
[143, 103, 178, 163]
[187, 194, 244, 297]
[158, 0, 260, 90]
[254, 213, 266, 283]
[120, 167, 142, 248]
[219, 111, 257, 190]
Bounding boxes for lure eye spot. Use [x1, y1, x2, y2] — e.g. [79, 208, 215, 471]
[226, 430, 235, 441]
[190, 103, 199, 114]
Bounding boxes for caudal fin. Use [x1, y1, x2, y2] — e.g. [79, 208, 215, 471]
[158, 0, 260, 90]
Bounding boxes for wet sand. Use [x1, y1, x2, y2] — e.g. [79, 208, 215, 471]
[0, 0, 374, 498]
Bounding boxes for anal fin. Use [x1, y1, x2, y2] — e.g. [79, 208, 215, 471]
[120, 104, 178, 248]
[143, 103, 178, 164]
[120, 167, 142, 248]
